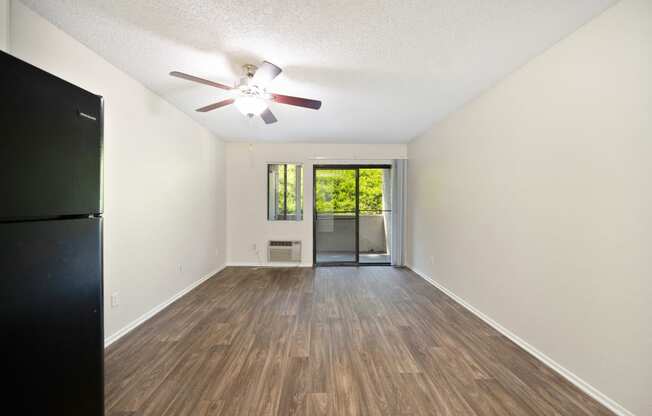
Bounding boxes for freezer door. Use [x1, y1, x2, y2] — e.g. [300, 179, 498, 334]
[0, 218, 103, 415]
[0, 51, 102, 220]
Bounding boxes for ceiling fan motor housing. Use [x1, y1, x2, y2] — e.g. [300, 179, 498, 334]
[237, 64, 271, 101]
[241, 64, 258, 85]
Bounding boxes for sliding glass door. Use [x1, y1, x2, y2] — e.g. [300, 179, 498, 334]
[313, 165, 392, 266]
[358, 167, 392, 264]
[314, 167, 357, 264]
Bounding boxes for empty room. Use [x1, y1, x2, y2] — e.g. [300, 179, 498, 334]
[1, 0, 650, 415]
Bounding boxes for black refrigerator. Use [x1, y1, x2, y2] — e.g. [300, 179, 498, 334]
[0, 51, 104, 415]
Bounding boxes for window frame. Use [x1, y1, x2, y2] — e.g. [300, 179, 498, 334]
[267, 163, 303, 221]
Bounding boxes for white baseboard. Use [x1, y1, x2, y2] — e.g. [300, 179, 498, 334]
[103, 264, 226, 348]
[227, 261, 313, 268]
[407, 265, 634, 416]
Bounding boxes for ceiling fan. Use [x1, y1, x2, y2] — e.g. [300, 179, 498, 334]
[169, 61, 321, 124]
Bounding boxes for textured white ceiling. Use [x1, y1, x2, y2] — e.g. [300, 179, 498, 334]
[21, 0, 615, 143]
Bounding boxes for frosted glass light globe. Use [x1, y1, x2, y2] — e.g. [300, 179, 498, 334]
[235, 96, 267, 116]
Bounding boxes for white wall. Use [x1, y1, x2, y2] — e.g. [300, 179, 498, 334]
[0, 0, 8, 51]
[226, 143, 406, 266]
[407, 0, 651, 415]
[9, 1, 227, 342]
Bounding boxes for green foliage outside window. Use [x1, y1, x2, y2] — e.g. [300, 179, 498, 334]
[315, 169, 386, 214]
[277, 164, 300, 215]
[269, 164, 303, 220]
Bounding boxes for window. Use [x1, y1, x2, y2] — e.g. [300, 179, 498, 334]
[268, 164, 303, 221]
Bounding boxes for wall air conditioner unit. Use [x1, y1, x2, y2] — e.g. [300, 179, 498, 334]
[268, 240, 301, 263]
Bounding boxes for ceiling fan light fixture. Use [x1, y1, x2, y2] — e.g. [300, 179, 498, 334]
[234, 96, 267, 116]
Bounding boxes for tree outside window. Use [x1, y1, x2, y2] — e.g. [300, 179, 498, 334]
[268, 164, 303, 221]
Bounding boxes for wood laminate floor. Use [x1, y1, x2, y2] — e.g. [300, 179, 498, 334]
[105, 266, 614, 416]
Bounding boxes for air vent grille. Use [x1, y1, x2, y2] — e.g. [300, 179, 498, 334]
[269, 241, 293, 247]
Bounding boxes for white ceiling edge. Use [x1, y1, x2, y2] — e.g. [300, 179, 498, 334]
[20, 0, 618, 144]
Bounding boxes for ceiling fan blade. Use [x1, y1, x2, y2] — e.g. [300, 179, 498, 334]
[252, 61, 282, 85]
[271, 93, 322, 110]
[260, 108, 278, 124]
[170, 71, 232, 90]
[196, 98, 235, 112]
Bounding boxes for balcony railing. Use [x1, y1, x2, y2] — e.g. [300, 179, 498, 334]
[315, 211, 391, 255]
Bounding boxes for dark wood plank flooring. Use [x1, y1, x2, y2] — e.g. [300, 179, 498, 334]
[105, 266, 614, 416]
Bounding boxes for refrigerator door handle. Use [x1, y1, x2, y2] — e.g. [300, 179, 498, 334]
[78, 110, 98, 121]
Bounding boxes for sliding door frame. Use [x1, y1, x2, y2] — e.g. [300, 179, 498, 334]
[313, 164, 392, 267]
